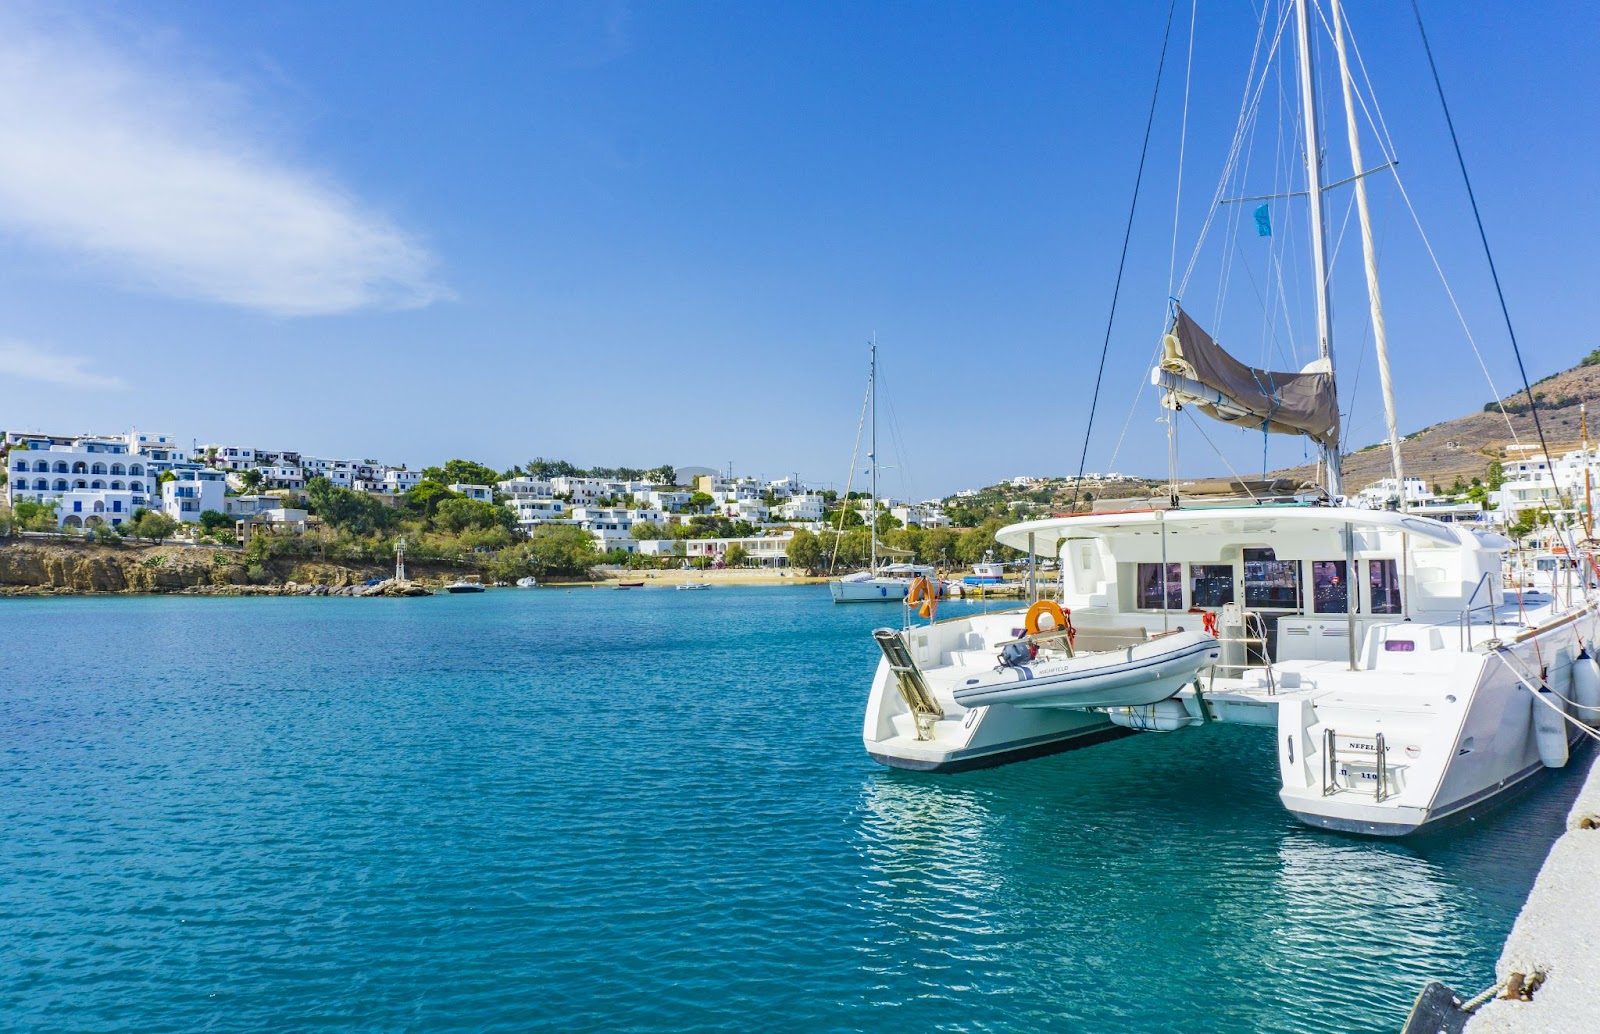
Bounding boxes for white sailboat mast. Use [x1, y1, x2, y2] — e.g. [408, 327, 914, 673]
[1293, 0, 1343, 498]
[1330, 0, 1403, 508]
[869, 338, 878, 570]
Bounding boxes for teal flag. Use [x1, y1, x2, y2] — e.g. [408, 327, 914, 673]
[1254, 204, 1272, 237]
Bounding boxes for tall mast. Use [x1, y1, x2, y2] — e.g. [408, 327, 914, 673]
[1294, 0, 1342, 498]
[1330, 0, 1402, 508]
[1584, 402, 1594, 540]
[869, 337, 877, 570]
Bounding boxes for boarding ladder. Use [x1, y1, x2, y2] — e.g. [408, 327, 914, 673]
[873, 629, 944, 740]
[1321, 728, 1390, 801]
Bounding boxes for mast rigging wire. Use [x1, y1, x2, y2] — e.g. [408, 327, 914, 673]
[1410, 0, 1564, 518]
[1068, 0, 1178, 515]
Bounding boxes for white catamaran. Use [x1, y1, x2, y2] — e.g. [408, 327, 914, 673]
[860, 0, 1600, 835]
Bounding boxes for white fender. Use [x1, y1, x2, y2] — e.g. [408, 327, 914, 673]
[1573, 650, 1600, 728]
[1533, 687, 1569, 769]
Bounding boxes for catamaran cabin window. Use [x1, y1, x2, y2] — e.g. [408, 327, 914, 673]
[1312, 560, 1348, 614]
[1190, 564, 1234, 606]
[1244, 548, 1300, 609]
[1137, 562, 1183, 610]
[1368, 559, 1402, 614]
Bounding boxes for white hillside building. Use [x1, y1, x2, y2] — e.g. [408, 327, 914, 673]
[6, 434, 152, 528]
[162, 468, 228, 523]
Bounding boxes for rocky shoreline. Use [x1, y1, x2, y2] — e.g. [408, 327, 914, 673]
[0, 539, 452, 597]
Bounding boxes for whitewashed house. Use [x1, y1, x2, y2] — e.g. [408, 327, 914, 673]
[162, 468, 228, 523]
[6, 434, 151, 528]
[448, 483, 494, 502]
[779, 494, 826, 522]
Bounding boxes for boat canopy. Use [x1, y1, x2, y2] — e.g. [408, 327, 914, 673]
[1154, 306, 1340, 447]
[995, 506, 1510, 558]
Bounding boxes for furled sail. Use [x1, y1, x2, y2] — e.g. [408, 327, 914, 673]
[1151, 306, 1340, 447]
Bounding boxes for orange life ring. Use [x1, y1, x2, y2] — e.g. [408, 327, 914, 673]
[1024, 600, 1075, 646]
[907, 576, 939, 621]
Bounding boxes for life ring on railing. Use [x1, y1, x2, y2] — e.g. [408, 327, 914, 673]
[1188, 606, 1220, 638]
[907, 576, 939, 621]
[1024, 600, 1075, 646]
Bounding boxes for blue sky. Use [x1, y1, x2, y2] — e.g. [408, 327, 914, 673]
[0, 1, 1593, 499]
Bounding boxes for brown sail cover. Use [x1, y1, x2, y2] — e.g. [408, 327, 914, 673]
[1160, 306, 1340, 447]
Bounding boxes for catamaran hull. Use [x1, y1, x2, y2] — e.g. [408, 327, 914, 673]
[868, 722, 1134, 772]
[951, 633, 1219, 710]
[1275, 607, 1600, 837]
[830, 579, 911, 603]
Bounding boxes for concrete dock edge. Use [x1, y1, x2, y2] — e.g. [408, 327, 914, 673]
[1459, 747, 1600, 1033]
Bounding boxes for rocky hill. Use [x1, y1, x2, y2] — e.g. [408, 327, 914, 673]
[1270, 353, 1600, 490]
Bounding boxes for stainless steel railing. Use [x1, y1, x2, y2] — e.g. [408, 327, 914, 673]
[1458, 572, 1498, 651]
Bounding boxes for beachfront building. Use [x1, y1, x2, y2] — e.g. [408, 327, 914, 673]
[636, 531, 796, 567]
[6, 434, 151, 528]
[161, 468, 227, 524]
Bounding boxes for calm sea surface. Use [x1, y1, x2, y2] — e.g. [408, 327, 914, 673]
[0, 587, 1587, 1032]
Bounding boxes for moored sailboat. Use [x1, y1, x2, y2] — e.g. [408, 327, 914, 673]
[859, 0, 1598, 835]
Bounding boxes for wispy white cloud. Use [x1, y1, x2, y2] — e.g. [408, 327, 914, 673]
[0, 338, 125, 389]
[0, 8, 447, 316]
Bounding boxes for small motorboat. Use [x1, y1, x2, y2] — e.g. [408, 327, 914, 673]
[515, 576, 538, 588]
[677, 582, 711, 591]
[615, 581, 645, 589]
[949, 628, 1218, 710]
[445, 578, 486, 594]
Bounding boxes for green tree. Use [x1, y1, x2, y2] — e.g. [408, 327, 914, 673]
[1486, 459, 1506, 491]
[875, 511, 903, 535]
[687, 491, 714, 512]
[724, 543, 749, 567]
[917, 527, 959, 567]
[955, 526, 994, 565]
[523, 524, 598, 576]
[422, 459, 502, 488]
[631, 521, 666, 540]
[786, 528, 824, 572]
[238, 469, 264, 494]
[403, 479, 458, 518]
[647, 464, 677, 486]
[198, 510, 233, 535]
[128, 509, 179, 543]
[306, 476, 398, 536]
[435, 497, 516, 534]
[526, 457, 581, 479]
[13, 499, 59, 532]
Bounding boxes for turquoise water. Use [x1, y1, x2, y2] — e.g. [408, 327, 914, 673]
[0, 587, 1586, 1033]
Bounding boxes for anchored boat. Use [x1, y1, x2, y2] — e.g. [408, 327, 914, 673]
[864, 506, 1600, 834]
[861, 0, 1600, 835]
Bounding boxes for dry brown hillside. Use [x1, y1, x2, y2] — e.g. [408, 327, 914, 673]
[1270, 356, 1600, 490]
